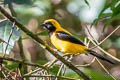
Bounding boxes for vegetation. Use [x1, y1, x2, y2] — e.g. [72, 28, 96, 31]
[0, 0, 120, 80]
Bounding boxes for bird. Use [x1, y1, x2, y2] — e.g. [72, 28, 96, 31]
[41, 19, 114, 64]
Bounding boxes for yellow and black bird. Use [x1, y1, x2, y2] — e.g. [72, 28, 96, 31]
[41, 19, 114, 64]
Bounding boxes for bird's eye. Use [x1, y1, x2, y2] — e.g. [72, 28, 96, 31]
[46, 22, 52, 25]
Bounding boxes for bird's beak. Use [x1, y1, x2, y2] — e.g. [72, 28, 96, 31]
[41, 23, 47, 29]
[41, 23, 45, 27]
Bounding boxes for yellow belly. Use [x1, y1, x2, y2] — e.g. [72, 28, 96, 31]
[50, 33, 88, 54]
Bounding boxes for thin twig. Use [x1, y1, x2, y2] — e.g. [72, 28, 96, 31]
[47, 59, 58, 68]
[0, 56, 47, 70]
[86, 24, 120, 62]
[24, 68, 42, 76]
[2, 71, 7, 78]
[18, 36, 28, 74]
[85, 25, 97, 42]
[24, 55, 66, 76]
[76, 57, 96, 67]
[85, 24, 118, 80]
[24, 61, 53, 76]
[3, 22, 15, 57]
[0, 6, 91, 80]
[96, 58, 116, 80]
[18, 36, 25, 61]
[55, 63, 64, 80]
[91, 25, 120, 49]
[23, 75, 80, 80]
[1, 66, 16, 79]
[89, 38, 120, 62]
[62, 65, 66, 76]
[0, 38, 12, 46]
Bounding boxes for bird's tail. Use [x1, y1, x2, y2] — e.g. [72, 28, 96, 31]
[87, 50, 114, 64]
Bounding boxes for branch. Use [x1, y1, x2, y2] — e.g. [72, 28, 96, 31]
[86, 24, 120, 62]
[89, 37, 120, 62]
[0, 56, 47, 70]
[23, 75, 79, 80]
[0, 6, 91, 80]
[96, 58, 116, 80]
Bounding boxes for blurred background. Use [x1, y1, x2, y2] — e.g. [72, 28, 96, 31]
[0, 0, 120, 80]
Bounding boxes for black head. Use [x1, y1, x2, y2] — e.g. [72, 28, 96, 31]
[41, 22, 56, 32]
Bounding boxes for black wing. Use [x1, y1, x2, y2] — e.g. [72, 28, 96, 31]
[56, 31, 85, 46]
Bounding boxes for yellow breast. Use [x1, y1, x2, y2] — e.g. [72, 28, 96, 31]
[50, 33, 88, 54]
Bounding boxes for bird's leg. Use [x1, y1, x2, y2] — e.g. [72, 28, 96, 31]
[65, 54, 74, 62]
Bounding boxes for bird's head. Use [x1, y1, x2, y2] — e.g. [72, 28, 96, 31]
[41, 19, 61, 32]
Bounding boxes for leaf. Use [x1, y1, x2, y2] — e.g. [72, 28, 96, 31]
[84, 0, 90, 8]
[0, 71, 4, 78]
[110, 0, 120, 10]
[49, 65, 60, 75]
[37, 31, 48, 36]
[35, 60, 47, 65]
[65, 69, 81, 79]
[92, 0, 119, 28]
[103, 13, 120, 31]
[5, 63, 19, 70]
[4, 0, 32, 5]
[85, 69, 113, 80]
[112, 4, 120, 16]
[0, 19, 20, 54]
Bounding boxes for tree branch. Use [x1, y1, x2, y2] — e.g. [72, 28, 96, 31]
[0, 6, 91, 80]
[23, 75, 79, 80]
[0, 56, 47, 70]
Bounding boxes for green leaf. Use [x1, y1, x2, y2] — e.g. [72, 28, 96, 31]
[65, 69, 80, 79]
[110, 0, 120, 10]
[85, 69, 113, 80]
[35, 60, 47, 65]
[112, 4, 120, 16]
[5, 63, 19, 70]
[92, 0, 119, 28]
[37, 31, 48, 36]
[49, 65, 60, 75]
[0, 19, 20, 54]
[0, 71, 4, 78]
[4, 0, 32, 5]
[103, 13, 120, 31]
[84, 0, 90, 8]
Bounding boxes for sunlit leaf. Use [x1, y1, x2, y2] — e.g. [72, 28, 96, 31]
[49, 65, 59, 75]
[5, 63, 19, 70]
[0, 19, 20, 54]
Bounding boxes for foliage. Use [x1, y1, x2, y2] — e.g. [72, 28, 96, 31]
[0, 0, 120, 80]
[0, 19, 20, 54]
